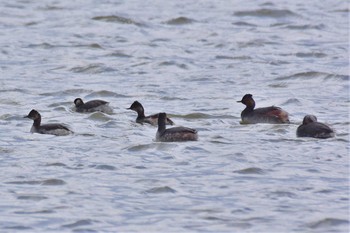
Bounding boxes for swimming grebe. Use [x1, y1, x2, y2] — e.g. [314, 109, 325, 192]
[237, 94, 289, 124]
[297, 115, 334, 138]
[74, 98, 113, 114]
[156, 112, 197, 142]
[24, 109, 73, 136]
[127, 101, 174, 126]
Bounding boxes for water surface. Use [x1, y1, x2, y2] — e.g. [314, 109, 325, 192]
[0, 0, 349, 232]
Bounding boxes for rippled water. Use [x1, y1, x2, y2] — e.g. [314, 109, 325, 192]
[1, 0, 349, 232]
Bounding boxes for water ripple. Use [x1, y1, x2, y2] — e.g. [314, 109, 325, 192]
[62, 219, 94, 228]
[17, 195, 48, 201]
[164, 17, 195, 25]
[85, 90, 128, 98]
[233, 167, 267, 174]
[4, 226, 32, 230]
[295, 52, 327, 58]
[267, 191, 297, 199]
[6, 179, 66, 186]
[234, 9, 298, 18]
[277, 71, 349, 81]
[70, 63, 117, 74]
[145, 186, 177, 194]
[87, 112, 114, 121]
[93, 164, 117, 171]
[285, 24, 326, 30]
[92, 15, 144, 26]
[308, 218, 349, 229]
[232, 21, 257, 27]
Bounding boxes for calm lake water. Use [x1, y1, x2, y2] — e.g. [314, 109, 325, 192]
[0, 0, 349, 232]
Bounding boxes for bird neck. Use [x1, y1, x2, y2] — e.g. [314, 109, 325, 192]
[33, 117, 41, 127]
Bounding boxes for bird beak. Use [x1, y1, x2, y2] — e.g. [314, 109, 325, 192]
[24, 115, 29, 118]
[237, 100, 242, 103]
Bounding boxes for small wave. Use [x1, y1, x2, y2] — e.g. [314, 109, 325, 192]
[53, 106, 69, 112]
[295, 52, 327, 58]
[38, 5, 66, 11]
[145, 186, 177, 194]
[15, 209, 54, 214]
[0, 147, 14, 154]
[179, 113, 213, 119]
[17, 195, 48, 201]
[107, 51, 132, 58]
[4, 226, 33, 230]
[0, 114, 17, 121]
[234, 9, 298, 18]
[315, 189, 333, 194]
[308, 218, 349, 229]
[92, 15, 144, 26]
[126, 142, 178, 152]
[216, 55, 252, 61]
[62, 219, 93, 228]
[6, 180, 42, 185]
[6, 179, 66, 186]
[202, 216, 226, 221]
[27, 43, 54, 49]
[51, 102, 72, 109]
[0, 88, 29, 94]
[41, 89, 90, 97]
[93, 164, 117, 171]
[41, 179, 66, 186]
[127, 144, 154, 151]
[268, 83, 288, 88]
[232, 21, 257, 27]
[25, 21, 38, 26]
[277, 71, 349, 81]
[285, 24, 326, 30]
[238, 39, 277, 48]
[85, 90, 128, 98]
[70, 63, 117, 74]
[281, 98, 302, 106]
[73, 43, 103, 49]
[267, 191, 297, 199]
[215, 55, 235, 60]
[164, 16, 195, 25]
[333, 8, 350, 13]
[45, 162, 67, 167]
[233, 167, 266, 174]
[87, 112, 114, 121]
[158, 61, 188, 70]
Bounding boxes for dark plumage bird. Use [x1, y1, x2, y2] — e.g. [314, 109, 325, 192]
[237, 94, 289, 124]
[74, 98, 113, 114]
[156, 112, 197, 142]
[127, 101, 174, 126]
[297, 115, 334, 139]
[24, 109, 73, 136]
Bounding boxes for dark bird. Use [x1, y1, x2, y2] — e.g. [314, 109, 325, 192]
[237, 94, 289, 124]
[156, 112, 197, 142]
[24, 109, 73, 136]
[127, 101, 174, 126]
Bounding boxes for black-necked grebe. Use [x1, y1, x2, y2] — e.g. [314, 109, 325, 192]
[156, 112, 197, 142]
[237, 94, 289, 124]
[74, 98, 113, 114]
[127, 101, 174, 126]
[297, 115, 334, 138]
[24, 109, 73, 136]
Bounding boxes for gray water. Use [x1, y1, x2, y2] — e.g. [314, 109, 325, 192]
[0, 0, 349, 232]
